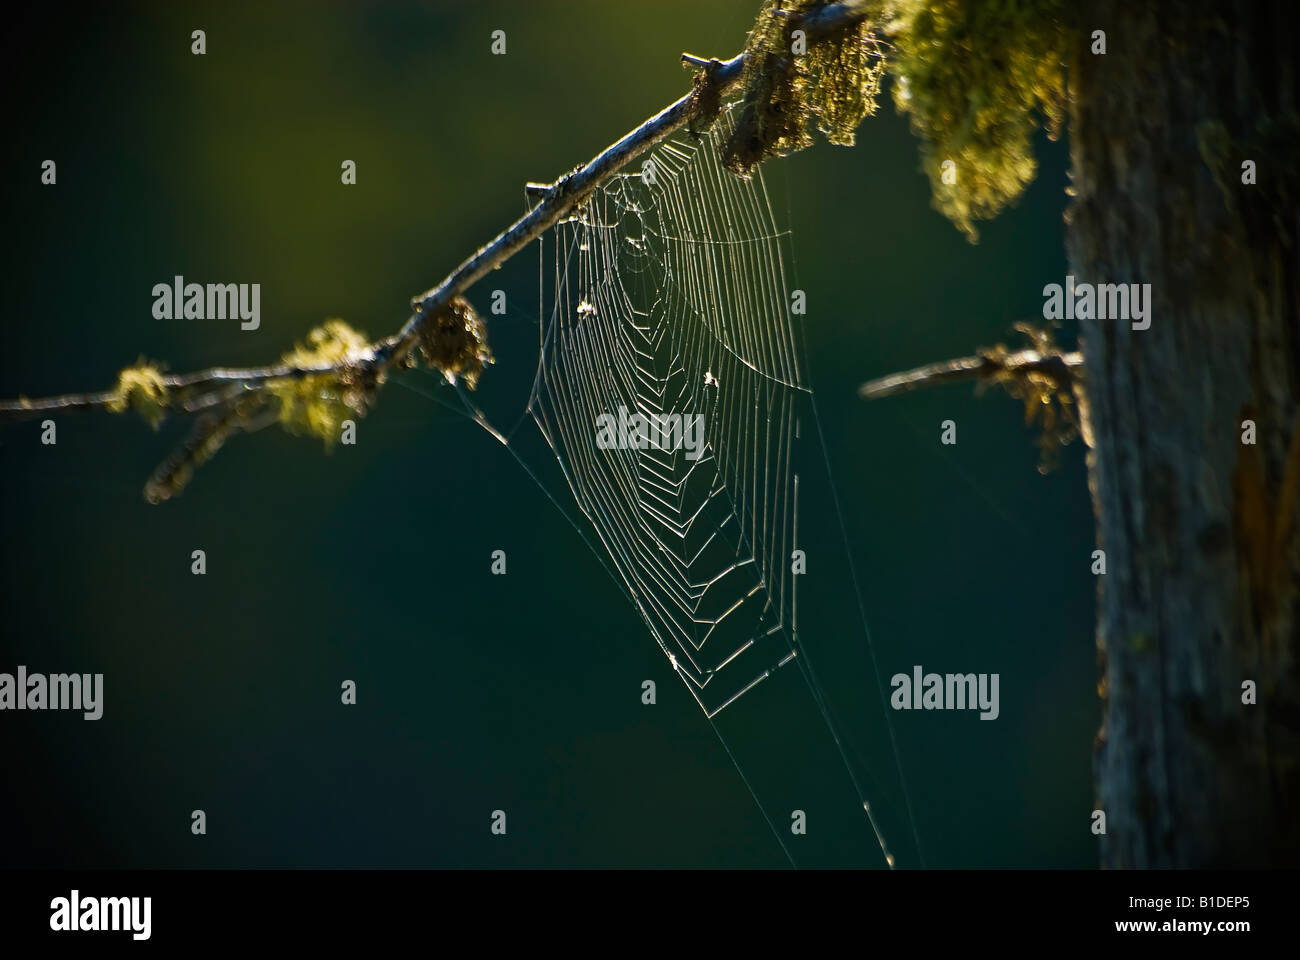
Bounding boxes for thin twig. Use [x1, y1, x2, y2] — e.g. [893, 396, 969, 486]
[0, 351, 380, 423]
[858, 349, 1084, 399]
[0, 390, 120, 419]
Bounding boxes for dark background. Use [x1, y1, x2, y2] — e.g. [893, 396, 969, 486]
[0, 1, 1094, 868]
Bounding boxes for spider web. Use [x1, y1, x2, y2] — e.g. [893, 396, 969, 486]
[530, 114, 806, 718]
[400, 106, 916, 867]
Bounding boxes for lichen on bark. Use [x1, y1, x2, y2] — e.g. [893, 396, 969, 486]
[268, 320, 376, 446]
[416, 296, 492, 389]
[886, 0, 1068, 241]
[721, 0, 886, 177]
[107, 362, 169, 429]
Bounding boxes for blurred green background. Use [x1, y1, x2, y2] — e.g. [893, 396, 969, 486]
[0, 1, 1094, 868]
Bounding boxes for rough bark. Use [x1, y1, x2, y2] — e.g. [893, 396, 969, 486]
[1069, 0, 1300, 865]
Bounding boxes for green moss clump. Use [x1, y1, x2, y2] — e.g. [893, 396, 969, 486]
[417, 296, 492, 389]
[722, 0, 886, 177]
[685, 58, 726, 138]
[267, 319, 372, 446]
[805, 3, 888, 147]
[107, 362, 169, 429]
[887, 0, 1068, 241]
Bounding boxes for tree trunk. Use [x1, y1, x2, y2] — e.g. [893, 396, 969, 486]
[1068, 0, 1300, 866]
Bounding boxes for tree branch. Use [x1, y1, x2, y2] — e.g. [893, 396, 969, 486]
[0, 352, 378, 423]
[395, 0, 874, 364]
[0, 0, 877, 497]
[6, 0, 875, 410]
[858, 348, 1083, 399]
[859, 327, 1086, 473]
